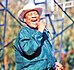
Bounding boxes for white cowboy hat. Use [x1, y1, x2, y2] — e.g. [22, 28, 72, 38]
[18, 3, 43, 20]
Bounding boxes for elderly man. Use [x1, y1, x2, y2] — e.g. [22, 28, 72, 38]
[14, 2, 64, 70]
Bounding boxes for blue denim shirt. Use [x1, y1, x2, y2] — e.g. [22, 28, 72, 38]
[14, 26, 56, 70]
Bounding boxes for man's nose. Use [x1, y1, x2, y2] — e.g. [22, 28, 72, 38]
[31, 14, 36, 17]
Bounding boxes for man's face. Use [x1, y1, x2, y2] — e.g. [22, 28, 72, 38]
[24, 10, 40, 28]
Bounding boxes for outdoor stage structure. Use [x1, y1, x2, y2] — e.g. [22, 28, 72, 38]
[0, 0, 74, 69]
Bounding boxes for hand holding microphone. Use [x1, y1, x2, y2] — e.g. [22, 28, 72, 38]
[37, 20, 46, 33]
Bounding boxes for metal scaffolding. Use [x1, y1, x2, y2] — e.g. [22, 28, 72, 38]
[0, 0, 74, 69]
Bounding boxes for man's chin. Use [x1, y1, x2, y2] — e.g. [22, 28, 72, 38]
[30, 26, 37, 29]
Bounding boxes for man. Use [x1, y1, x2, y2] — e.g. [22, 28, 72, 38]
[14, 2, 64, 70]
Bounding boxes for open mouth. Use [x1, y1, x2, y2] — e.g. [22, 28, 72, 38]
[31, 19, 37, 22]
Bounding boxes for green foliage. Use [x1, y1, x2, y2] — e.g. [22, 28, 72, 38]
[66, 53, 74, 70]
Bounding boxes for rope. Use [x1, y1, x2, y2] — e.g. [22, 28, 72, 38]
[0, 42, 4, 61]
[51, 21, 74, 41]
[54, 0, 74, 22]
[0, 2, 23, 26]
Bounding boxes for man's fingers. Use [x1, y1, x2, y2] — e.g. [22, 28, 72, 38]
[55, 62, 64, 70]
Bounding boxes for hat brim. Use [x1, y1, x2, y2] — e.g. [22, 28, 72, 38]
[18, 7, 42, 20]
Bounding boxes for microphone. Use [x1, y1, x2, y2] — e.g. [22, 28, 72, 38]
[45, 28, 50, 33]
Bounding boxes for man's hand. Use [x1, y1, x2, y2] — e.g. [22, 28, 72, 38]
[55, 62, 64, 70]
[37, 20, 46, 33]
